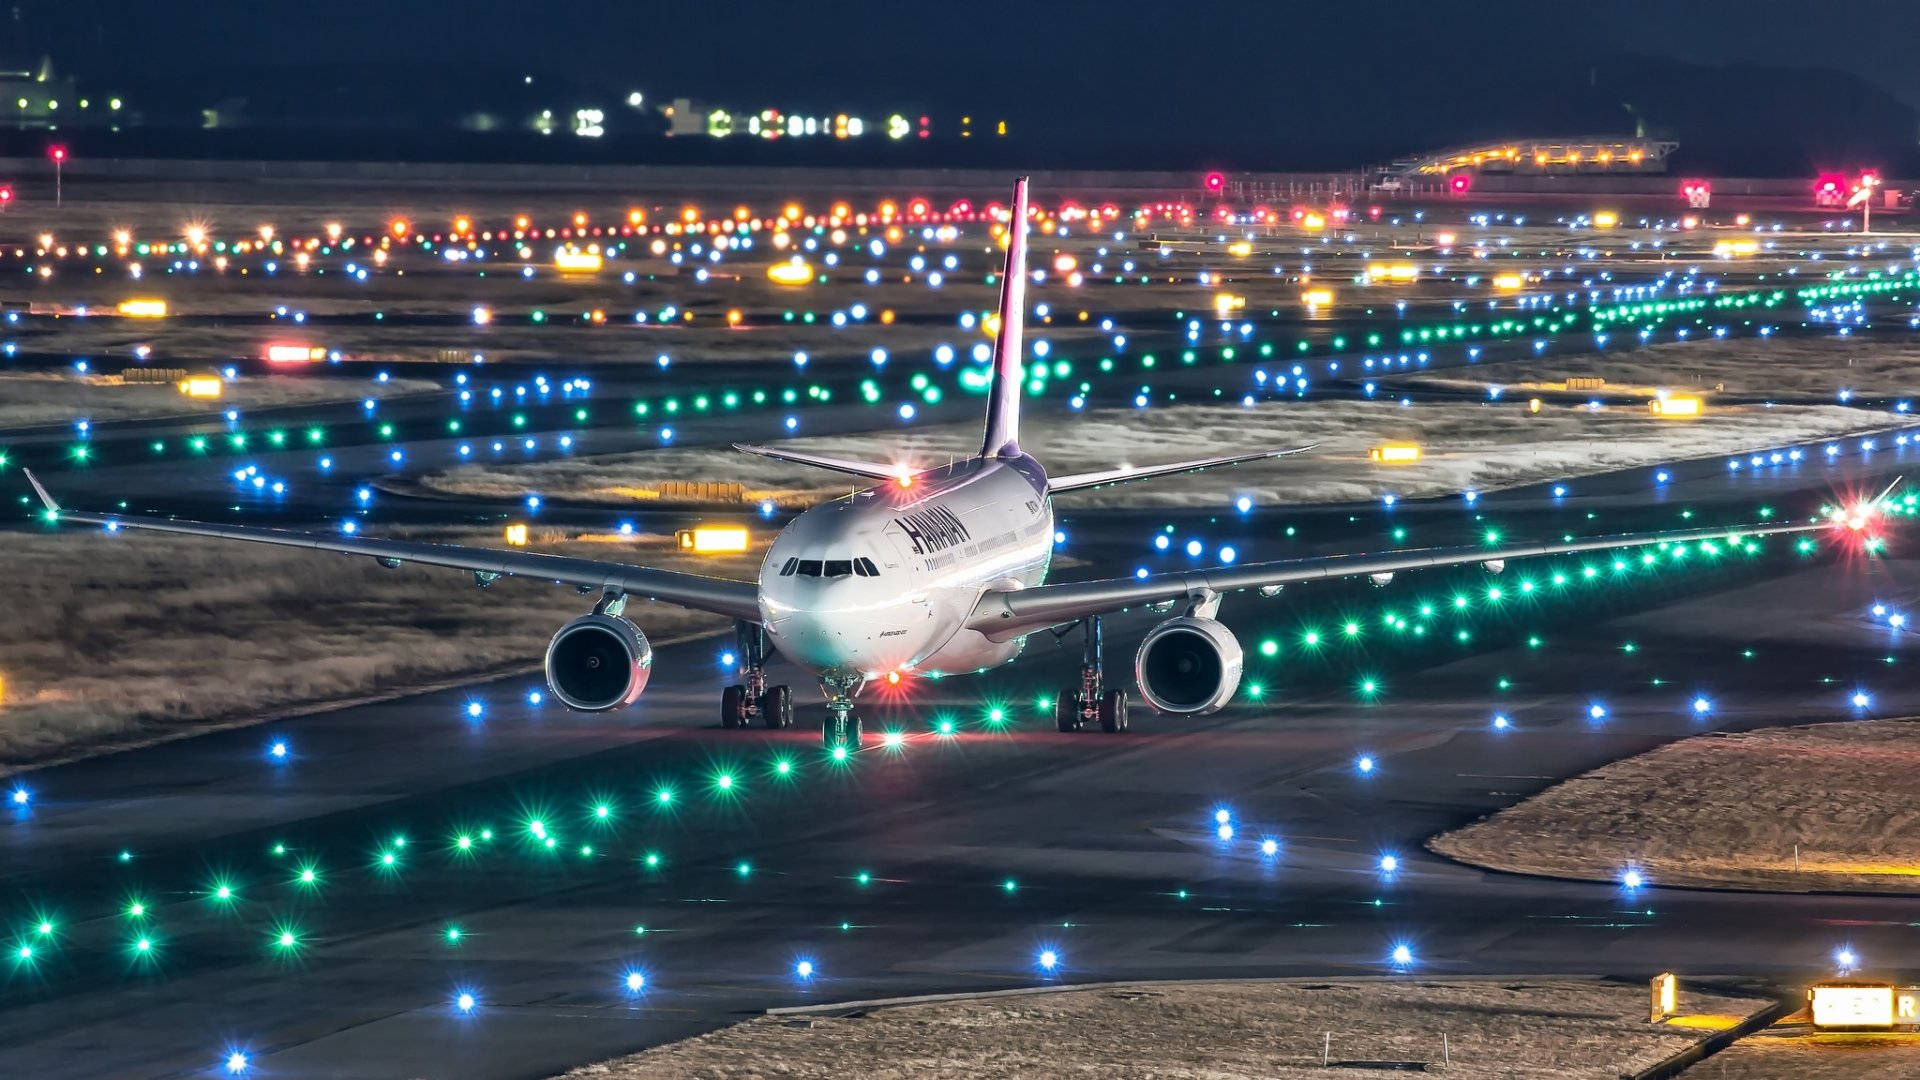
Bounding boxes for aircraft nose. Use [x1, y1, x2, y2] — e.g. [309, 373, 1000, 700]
[761, 577, 922, 673]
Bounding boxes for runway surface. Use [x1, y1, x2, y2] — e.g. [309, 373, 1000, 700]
[4, 384, 1919, 1078]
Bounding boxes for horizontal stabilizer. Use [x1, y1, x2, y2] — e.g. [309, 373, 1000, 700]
[1047, 444, 1316, 494]
[733, 443, 905, 482]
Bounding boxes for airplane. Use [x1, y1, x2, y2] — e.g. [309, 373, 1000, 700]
[23, 177, 1871, 751]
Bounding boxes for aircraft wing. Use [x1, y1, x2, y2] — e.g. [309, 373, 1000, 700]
[966, 517, 1839, 640]
[23, 470, 763, 622]
[1047, 444, 1317, 494]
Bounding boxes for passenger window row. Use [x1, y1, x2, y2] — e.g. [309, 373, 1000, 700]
[779, 556, 881, 578]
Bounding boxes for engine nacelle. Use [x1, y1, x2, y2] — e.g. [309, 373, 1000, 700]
[1133, 616, 1244, 715]
[544, 613, 651, 711]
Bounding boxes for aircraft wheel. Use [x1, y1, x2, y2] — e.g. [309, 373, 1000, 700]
[1099, 688, 1129, 733]
[1055, 688, 1082, 732]
[721, 684, 749, 729]
[760, 685, 793, 729]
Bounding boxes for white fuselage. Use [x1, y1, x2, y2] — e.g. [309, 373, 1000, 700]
[758, 453, 1054, 681]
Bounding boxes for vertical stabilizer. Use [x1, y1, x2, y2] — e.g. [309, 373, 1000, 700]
[980, 176, 1029, 458]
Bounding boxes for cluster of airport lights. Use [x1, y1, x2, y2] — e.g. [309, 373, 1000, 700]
[7, 701, 1762, 1059]
[1, 206, 1914, 1053]
[8, 462, 1890, 943]
[12, 252, 1919, 510]
[8, 727, 1110, 1040]
[3, 209, 1915, 488]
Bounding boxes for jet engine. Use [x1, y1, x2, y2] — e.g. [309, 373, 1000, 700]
[544, 613, 651, 711]
[1133, 616, 1243, 715]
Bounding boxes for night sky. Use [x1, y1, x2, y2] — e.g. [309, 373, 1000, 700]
[7, 0, 1918, 169]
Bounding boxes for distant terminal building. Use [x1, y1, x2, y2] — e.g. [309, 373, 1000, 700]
[1394, 136, 1679, 178]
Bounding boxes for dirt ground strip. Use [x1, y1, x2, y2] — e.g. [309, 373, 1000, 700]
[556, 978, 1767, 1080]
[0, 527, 737, 771]
[1431, 718, 1920, 893]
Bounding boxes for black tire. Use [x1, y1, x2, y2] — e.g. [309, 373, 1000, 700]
[721, 684, 748, 729]
[1055, 688, 1082, 732]
[1099, 688, 1129, 733]
[760, 685, 793, 729]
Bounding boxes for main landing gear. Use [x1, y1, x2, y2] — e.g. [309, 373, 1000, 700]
[721, 621, 793, 730]
[819, 671, 866, 752]
[1055, 615, 1129, 734]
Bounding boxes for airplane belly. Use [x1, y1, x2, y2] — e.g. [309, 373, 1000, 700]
[767, 599, 936, 675]
[920, 627, 1025, 674]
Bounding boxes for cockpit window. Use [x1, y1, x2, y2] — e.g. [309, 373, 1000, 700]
[785, 557, 879, 578]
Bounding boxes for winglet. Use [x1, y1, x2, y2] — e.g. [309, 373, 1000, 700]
[22, 468, 59, 515]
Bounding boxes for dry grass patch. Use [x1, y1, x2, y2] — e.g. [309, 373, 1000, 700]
[0, 371, 437, 429]
[1404, 336, 1920, 400]
[557, 978, 1766, 1080]
[1698, 1030, 1920, 1078]
[0, 527, 739, 771]
[418, 397, 1882, 510]
[1431, 719, 1920, 893]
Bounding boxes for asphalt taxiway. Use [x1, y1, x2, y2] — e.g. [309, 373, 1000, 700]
[3, 406, 1919, 1078]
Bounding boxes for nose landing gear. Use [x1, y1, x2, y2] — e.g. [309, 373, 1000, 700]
[722, 621, 792, 730]
[1054, 615, 1129, 734]
[819, 671, 866, 752]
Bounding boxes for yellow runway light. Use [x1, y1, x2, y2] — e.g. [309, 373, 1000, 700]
[1212, 292, 1246, 314]
[676, 526, 750, 554]
[767, 259, 813, 285]
[1810, 984, 1896, 1030]
[1365, 262, 1418, 284]
[553, 247, 603, 273]
[1301, 288, 1334, 307]
[1650, 396, 1702, 417]
[1593, 211, 1619, 228]
[1492, 273, 1525, 291]
[116, 298, 168, 318]
[504, 523, 529, 547]
[179, 375, 223, 399]
[1369, 443, 1422, 465]
[1712, 239, 1759, 258]
[1651, 973, 1678, 1022]
[1225, 241, 1252, 257]
[264, 344, 326, 363]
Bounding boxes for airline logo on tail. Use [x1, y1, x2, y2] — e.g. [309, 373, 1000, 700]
[980, 176, 1030, 459]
